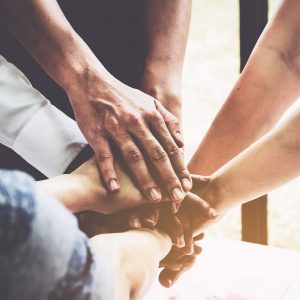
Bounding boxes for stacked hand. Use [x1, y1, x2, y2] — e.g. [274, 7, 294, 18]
[73, 169, 219, 288]
[67, 72, 191, 210]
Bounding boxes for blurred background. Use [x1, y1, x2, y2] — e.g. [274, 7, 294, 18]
[181, 0, 300, 250]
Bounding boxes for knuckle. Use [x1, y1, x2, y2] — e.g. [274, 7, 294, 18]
[166, 118, 179, 128]
[124, 148, 143, 164]
[147, 111, 162, 123]
[166, 142, 180, 156]
[87, 124, 102, 139]
[167, 176, 180, 186]
[105, 116, 120, 133]
[97, 152, 112, 162]
[139, 176, 153, 187]
[178, 167, 189, 177]
[125, 113, 143, 128]
[102, 168, 115, 178]
[151, 145, 168, 162]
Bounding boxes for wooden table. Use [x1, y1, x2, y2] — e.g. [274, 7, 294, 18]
[145, 236, 300, 300]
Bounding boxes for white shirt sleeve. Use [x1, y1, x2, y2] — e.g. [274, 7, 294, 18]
[0, 55, 88, 177]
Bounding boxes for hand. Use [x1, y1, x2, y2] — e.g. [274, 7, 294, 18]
[140, 74, 182, 124]
[159, 234, 204, 288]
[90, 228, 172, 300]
[67, 70, 192, 206]
[40, 157, 147, 214]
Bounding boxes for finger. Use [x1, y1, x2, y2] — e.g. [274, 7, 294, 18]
[148, 112, 192, 192]
[129, 214, 142, 229]
[131, 125, 185, 205]
[191, 174, 211, 190]
[94, 137, 120, 192]
[159, 255, 196, 288]
[155, 100, 184, 148]
[141, 205, 160, 228]
[182, 222, 194, 255]
[159, 246, 184, 268]
[194, 244, 203, 255]
[110, 130, 162, 203]
[169, 214, 185, 248]
[193, 233, 205, 241]
[184, 192, 218, 220]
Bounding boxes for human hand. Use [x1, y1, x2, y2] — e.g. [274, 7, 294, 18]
[90, 228, 172, 300]
[67, 71, 191, 207]
[140, 71, 182, 123]
[158, 234, 204, 288]
[40, 156, 147, 214]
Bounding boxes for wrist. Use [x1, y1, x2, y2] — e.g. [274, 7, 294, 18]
[140, 68, 182, 121]
[58, 45, 118, 100]
[200, 176, 229, 216]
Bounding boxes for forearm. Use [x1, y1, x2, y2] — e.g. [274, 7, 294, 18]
[200, 107, 300, 213]
[0, 0, 115, 93]
[189, 0, 300, 175]
[141, 0, 191, 120]
[91, 229, 171, 300]
[37, 174, 101, 213]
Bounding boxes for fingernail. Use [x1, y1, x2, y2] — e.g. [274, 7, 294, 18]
[172, 187, 184, 202]
[167, 279, 173, 287]
[109, 179, 120, 192]
[132, 217, 142, 228]
[145, 219, 156, 227]
[209, 208, 218, 219]
[149, 187, 162, 202]
[182, 178, 192, 191]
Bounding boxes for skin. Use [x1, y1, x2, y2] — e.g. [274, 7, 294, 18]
[0, 0, 192, 205]
[195, 107, 300, 216]
[39, 157, 214, 297]
[36, 0, 300, 292]
[189, 0, 300, 176]
[156, 0, 300, 286]
[90, 229, 172, 300]
[140, 0, 192, 122]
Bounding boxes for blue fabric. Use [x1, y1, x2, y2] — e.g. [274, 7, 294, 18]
[0, 170, 114, 300]
[0, 170, 36, 255]
[49, 233, 94, 300]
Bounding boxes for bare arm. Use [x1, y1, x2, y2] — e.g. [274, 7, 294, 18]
[189, 0, 300, 175]
[0, 0, 191, 203]
[140, 0, 192, 122]
[91, 229, 171, 300]
[196, 106, 300, 214]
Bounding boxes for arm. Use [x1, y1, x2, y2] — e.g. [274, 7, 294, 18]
[0, 0, 191, 203]
[91, 229, 171, 300]
[192, 106, 300, 222]
[0, 55, 86, 177]
[140, 0, 192, 122]
[189, 0, 300, 175]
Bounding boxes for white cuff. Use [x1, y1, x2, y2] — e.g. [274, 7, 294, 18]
[13, 104, 87, 177]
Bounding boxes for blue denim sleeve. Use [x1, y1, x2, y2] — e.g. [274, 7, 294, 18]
[0, 170, 114, 300]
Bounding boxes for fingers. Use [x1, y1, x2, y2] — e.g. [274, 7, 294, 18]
[159, 255, 197, 288]
[126, 204, 160, 230]
[131, 126, 185, 207]
[155, 100, 184, 148]
[184, 192, 218, 220]
[193, 233, 205, 242]
[191, 174, 211, 190]
[148, 111, 192, 192]
[107, 126, 162, 203]
[168, 214, 185, 248]
[129, 214, 142, 229]
[141, 205, 160, 228]
[94, 137, 120, 192]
